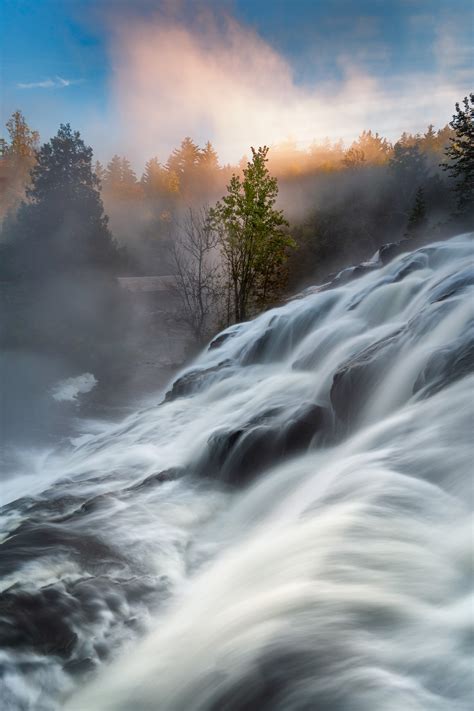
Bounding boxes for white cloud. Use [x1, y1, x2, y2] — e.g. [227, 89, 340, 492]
[17, 76, 83, 90]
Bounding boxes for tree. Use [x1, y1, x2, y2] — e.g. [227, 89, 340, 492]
[6, 110, 39, 162]
[351, 130, 392, 165]
[389, 142, 428, 213]
[103, 155, 141, 200]
[140, 156, 179, 200]
[442, 94, 474, 212]
[94, 160, 106, 186]
[167, 137, 200, 177]
[166, 137, 201, 199]
[170, 207, 221, 343]
[1, 110, 39, 217]
[342, 146, 366, 170]
[1, 123, 120, 278]
[405, 186, 427, 238]
[199, 141, 219, 170]
[210, 146, 295, 323]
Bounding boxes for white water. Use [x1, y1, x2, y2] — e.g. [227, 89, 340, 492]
[1, 235, 473, 711]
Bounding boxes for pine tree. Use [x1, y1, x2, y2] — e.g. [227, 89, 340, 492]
[94, 160, 106, 187]
[442, 94, 474, 212]
[166, 137, 201, 198]
[2, 110, 40, 215]
[342, 147, 366, 170]
[405, 186, 427, 237]
[210, 146, 295, 323]
[120, 157, 138, 193]
[103, 154, 123, 193]
[102, 155, 141, 200]
[167, 137, 200, 176]
[6, 110, 39, 161]
[2, 124, 119, 277]
[199, 141, 219, 170]
[352, 130, 392, 165]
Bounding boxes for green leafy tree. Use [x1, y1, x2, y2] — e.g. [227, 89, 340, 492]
[211, 146, 295, 323]
[442, 94, 474, 212]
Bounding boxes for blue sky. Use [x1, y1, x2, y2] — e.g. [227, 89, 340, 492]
[2, 0, 473, 165]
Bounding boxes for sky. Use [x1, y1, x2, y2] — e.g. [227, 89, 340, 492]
[2, 0, 473, 167]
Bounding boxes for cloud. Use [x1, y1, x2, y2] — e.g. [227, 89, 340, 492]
[106, 7, 472, 164]
[17, 76, 83, 90]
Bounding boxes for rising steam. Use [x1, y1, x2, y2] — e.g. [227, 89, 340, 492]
[106, 5, 470, 163]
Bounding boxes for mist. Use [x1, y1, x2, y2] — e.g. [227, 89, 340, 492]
[104, 3, 471, 165]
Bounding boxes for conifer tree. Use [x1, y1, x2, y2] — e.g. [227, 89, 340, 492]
[442, 94, 474, 212]
[405, 186, 427, 237]
[2, 110, 39, 215]
[199, 141, 219, 170]
[2, 124, 119, 277]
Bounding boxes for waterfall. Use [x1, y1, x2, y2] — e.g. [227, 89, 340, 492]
[1, 234, 473, 711]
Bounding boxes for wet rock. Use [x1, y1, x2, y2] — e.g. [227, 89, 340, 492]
[125, 467, 183, 492]
[325, 263, 380, 289]
[0, 523, 124, 577]
[428, 266, 474, 304]
[378, 239, 410, 265]
[197, 403, 332, 486]
[392, 253, 429, 282]
[0, 586, 79, 658]
[208, 331, 237, 351]
[240, 327, 275, 365]
[413, 333, 474, 398]
[330, 331, 402, 425]
[163, 360, 232, 402]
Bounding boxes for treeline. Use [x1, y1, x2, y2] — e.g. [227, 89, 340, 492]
[0, 96, 472, 367]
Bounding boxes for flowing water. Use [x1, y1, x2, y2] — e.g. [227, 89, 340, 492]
[1, 235, 473, 711]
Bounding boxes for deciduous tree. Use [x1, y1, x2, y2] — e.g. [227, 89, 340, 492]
[211, 146, 295, 323]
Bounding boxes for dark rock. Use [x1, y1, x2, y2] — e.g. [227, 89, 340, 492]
[125, 467, 183, 492]
[392, 253, 429, 282]
[208, 331, 236, 351]
[330, 331, 402, 425]
[428, 267, 474, 304]
[0, 587, 79, 658]
[378, 240, 410, 265]
[163, 360, 232, 402]
[413, 333, 474, 398]
[197, 403, 332, 486]
[0, 523, 123, 578]
[240, 327, 275, 365]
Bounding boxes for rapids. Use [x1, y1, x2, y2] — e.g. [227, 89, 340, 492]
[1, 234, 473, 710]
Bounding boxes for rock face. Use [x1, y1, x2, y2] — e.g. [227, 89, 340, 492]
[163, 360, 233, 401]
[196, 403, 333, 486]
[414, 333, 474, 398]
[378, 239, 411, 265]
[330, 331, 401, 426]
